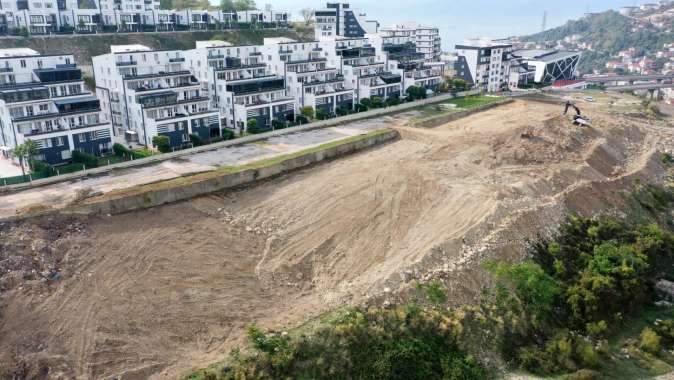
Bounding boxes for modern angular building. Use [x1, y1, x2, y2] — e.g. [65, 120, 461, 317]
[93, 45, 220, 149]
[0, 48, 113, 165]
[314, 2, 379, 39]
[510, 49, 582, 86]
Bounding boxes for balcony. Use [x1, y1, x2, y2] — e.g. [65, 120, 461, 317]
[169, 57, 185, 63]
[226, 78, 285, 95]
[116, 60, 138, 66]
[0, 67, 13, 73]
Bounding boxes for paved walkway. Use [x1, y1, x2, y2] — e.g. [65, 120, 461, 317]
[0, 156, 23, 178]
[0, 113, 404, 218]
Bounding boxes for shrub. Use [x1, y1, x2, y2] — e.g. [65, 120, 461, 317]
[406, 85, 427, 100]
[272, 119, 286, 130]
[640, 327, 661, 353]
[386, 97, 401, 107]
[189, 133, 203, 147]
[221, 128, 235, 140]
[113, 143, 130, 157]
[315, 109, 329, 120]
[296, 115, 309, 125]
[662, 153, 673, 166]
[32, 160, 53, 175]
[355, 103, 368, 112]
[336, 106, 350, 116]
[370, 96, 384, 108]
[131, 148, 154, 159]
[300, 106, 315, 120]
[72, 150, 99, 168]
[151, 135, 171, 153]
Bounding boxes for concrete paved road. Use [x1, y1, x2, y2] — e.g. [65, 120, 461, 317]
[0, 113, 407, 218]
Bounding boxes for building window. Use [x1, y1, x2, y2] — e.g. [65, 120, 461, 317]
[20, 60, 26, 68]
[78, 134, 86, 142]
[55, 136, 64, 146]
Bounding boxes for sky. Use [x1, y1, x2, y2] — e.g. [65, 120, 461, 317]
[217, 0, 653, 51]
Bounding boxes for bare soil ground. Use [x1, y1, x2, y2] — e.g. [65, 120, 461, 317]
[1, 99, 672, 379]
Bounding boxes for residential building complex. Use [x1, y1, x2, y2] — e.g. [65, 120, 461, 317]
[92, 28, 443, 146]
[92, 44, 220, 149]
[0, 48, 113, 165]
[0, 0, 289, 34]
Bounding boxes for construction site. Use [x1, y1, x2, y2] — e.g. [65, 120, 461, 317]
[1, 93, 673, 379]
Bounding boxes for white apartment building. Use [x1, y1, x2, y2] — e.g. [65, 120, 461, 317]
[455, 38, 513, 93]
[313, 2, 379, 39]
[379, 23, 442, 61]
[262, 38, 355, 117]
[375, 34, 443, 94]
[184, 41, 294, 133]
[334, 37, 402, 103]
[93, 44, 220, 149]
[0, 0, 289, 34]
[0, 48, 113, 166]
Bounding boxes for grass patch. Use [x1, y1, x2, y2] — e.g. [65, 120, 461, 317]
[409, 96, 508, 126]
[93, 129, 393, 200]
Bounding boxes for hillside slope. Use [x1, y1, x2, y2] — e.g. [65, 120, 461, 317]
[0, 26, 313, 74]
[521, 10, 674, 74]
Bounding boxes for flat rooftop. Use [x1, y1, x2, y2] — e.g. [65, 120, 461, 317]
[513, 49, 580, 62]
[111, 44, 152, 54]
[196, 40, 232, 49]
[0, 48, 40, 58]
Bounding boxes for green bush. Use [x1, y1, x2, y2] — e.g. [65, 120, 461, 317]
[152, 135, 171, 153]
[113, 143, 131, 157]
[221, 128, 235, 140]
[220, 306, 488, 380]
[131, 148, 154, 159]
[336, 106, 350, 116]
[272, 119, 286, 130]
[406, 85, 427, 100]
[72, 150, 99, 168]
[300, 106, 315, 120]
[295, 115, 310, 125]
[386, 97, 401, 107]
[315, 109, 329, 120]
[370, 96, 384, 108]
[189, 133, 203, 147]
[640, 327, 661, 353]
[32, 160, 53, 175]
[662, 153, 673, 166]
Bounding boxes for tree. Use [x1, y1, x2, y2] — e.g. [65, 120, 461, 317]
[11, 139, 39, 176]
[300, 7, 314, 25]
[220, 0, 235, 11]
[233, 0, 256, 11]
[152, 135, 171, 153]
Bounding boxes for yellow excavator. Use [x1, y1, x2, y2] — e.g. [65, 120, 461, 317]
[563, 101, 591, 126]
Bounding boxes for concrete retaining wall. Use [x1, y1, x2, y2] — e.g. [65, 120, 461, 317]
[1, 91, 478, 194]
[65, 129, 399, 217]
[409, 99, 514, 128]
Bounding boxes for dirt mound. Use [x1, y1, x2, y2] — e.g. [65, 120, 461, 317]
[0, 100, 671, 379]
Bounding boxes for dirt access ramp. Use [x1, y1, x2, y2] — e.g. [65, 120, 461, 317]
[0, 99, 671, 379]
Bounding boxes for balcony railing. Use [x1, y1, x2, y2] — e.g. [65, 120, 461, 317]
[116, 60, 138, 66]
[169, 57, 185, 63]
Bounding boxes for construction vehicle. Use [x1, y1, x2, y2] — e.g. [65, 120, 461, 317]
[563, 101, 591, 126]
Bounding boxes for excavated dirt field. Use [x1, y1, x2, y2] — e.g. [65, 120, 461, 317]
[1, 99, 673, 379]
